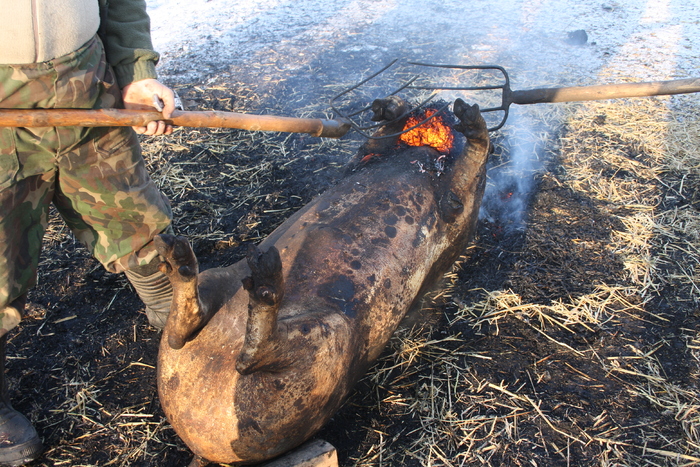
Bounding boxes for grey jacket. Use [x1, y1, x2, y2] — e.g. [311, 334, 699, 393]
[0, 0, 159, 86]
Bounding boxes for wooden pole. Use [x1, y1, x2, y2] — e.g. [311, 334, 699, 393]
[0, 109, 352, 139]
[510, 77, 700, 104]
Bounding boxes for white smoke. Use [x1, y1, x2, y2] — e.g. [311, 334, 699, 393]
[478, 107, 547, 232]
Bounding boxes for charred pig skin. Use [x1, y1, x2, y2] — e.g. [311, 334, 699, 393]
[156, 98, 490, 465]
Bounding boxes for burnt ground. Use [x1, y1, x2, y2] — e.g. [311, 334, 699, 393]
[12, 82, 700, 467]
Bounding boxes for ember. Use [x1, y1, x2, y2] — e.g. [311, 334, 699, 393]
[360, 153, 379, 163]
[399, 109, 455, 153]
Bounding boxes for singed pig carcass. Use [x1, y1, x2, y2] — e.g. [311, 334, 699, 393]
[155, 97, 491, 466]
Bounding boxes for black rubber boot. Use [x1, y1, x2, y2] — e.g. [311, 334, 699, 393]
[0, 334, 43, 466]
[124, 258, 173, 330]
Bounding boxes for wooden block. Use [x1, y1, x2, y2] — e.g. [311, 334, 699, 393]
[261, 439, 338, 467]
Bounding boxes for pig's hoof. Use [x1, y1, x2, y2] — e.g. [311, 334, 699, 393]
[453, 98, 487, 138]
[370, 96, 409, 122]
[242, 245, 284, 306]
[155, 234, 199, 282]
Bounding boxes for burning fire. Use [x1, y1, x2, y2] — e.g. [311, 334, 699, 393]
[500, 191, 514, 201]
[360, 152, 379, 163]
[399, 109, 454, 154]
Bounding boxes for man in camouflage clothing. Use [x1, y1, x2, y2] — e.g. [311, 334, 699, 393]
[0, 0, 176, 464]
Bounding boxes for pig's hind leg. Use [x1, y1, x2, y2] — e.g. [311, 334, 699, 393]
[154, 234, 209, 349]
[236, 245, 291, 374]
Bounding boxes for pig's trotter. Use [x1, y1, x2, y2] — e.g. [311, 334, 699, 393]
[370, 96, 409, 122]
[242, 245, 284, 307]
[155, 234, 207, 350]
[453, 98, 488, 141]
[155, 234, 199, 282]
[348, 96, 412, 172]
[237, 246, 289, 374]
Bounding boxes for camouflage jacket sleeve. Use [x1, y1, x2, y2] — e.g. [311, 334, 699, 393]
[98, 0, 160, 88]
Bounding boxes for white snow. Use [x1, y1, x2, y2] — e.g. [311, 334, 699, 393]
[146, 0, 700, 86]
[145, 0, 700, 228]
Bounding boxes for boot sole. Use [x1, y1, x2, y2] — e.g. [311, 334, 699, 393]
[0, 437, 43, 466]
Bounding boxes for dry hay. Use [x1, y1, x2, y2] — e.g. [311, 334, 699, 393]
[138, 82, 358, 254]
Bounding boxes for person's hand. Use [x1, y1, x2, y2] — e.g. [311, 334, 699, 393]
[121, 78, 175, 136]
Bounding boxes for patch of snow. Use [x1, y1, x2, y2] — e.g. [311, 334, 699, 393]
[147, 0, 700, 88]
[145, 0, 700, 228]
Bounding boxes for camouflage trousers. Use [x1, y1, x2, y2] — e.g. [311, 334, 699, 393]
[0, 36, 172, 336]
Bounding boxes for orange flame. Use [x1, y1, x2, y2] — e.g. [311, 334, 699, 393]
[360, 153, 379, 163]
[399, 109, 454, 154]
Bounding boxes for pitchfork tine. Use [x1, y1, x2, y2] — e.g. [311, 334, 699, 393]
[331, 59, 514, 136]
[333, 59, 700, 136]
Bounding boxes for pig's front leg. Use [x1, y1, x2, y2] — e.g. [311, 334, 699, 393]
[453, 98, 490, 145]
[346, 96, 410, 171]
[155, 234, 210, 350]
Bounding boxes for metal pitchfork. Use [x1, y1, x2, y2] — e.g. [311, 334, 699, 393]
[330, 59, 700, 137]
[1, 60, 698, 138]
